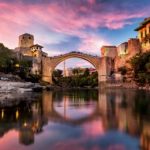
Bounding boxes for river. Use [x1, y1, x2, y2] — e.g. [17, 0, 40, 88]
[0, 89, 149, 150]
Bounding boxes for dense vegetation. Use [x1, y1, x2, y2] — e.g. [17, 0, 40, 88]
[53, 68, 98, 88]
[0, 43, 14, 73]
[130, 51, 150, 84]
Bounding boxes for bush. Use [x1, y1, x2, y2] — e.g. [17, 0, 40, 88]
[52, 69, 98, 88]
[0, 43, 14, 73]
[130, 51, 150, 84]
[118, 66, 127, 75]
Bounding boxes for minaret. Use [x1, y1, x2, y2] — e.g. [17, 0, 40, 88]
[63, 61, 66, 77]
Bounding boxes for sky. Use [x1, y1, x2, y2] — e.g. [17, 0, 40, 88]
[0, 0, 150, 69]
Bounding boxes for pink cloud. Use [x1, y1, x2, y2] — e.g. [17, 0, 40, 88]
[0, 130, 20, 150]
[78, 35, 109, 55]
[82, 120, 105, 137]
[88, 0, 96, 5]
[75, 60, 95, 68]
[0, 1, 149, 52]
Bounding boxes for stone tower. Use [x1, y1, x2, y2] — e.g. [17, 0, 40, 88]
[19, 33, 34, 48]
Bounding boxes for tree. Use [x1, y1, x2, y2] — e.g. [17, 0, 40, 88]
[145, 62, 150, 72]
[17, 59, 32, 79]
[52, 69, 63, 84]
[53, 69, 63, 78]
[53, 67, 98, 88]
[130, 51, 150, 84]
[84, 68, 90, 76]
[0, 43, 15, 73]
[118, 66, 127, 75]
[72, 68, 80, 76]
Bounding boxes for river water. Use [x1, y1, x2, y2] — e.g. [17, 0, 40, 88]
[0, 89, 149, 150]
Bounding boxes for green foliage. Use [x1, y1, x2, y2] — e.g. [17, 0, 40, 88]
[52, 69, 63, 85]
[0, 43, 14, 72]
[53, 68, 98, 88]
[0, 43, 39, 82]
[72, 68, 80, 75]
[83, 68, 90, 76]
[137, 72, 146, 84]
[130, 51, 150, 84]
[53, 69, 62, 78]
[19, 60, 32, 68]
[145, 62, 150, 72]
[27, 74, 41, 83]
[118, 66, 127, 75]
[130, 52, 150, 72]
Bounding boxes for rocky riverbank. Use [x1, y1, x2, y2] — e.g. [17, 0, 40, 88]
[0, 81, 43, 105]
[0, 80, 149, 105]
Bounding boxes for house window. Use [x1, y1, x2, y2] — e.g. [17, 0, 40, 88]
[141, 32, 143, 38]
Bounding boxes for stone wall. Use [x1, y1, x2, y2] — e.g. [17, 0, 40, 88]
[99, 57, 113, 82]
[117, 42, 128, 56]
[101, 46, 117, 59]
[19, 33, 34, 48]
[14, 34, 48, 75]
[128, 38, 141, 57]
[114, 38, 141, 71]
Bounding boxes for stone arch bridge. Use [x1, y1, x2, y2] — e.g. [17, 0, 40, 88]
[42, 51, 113, 85]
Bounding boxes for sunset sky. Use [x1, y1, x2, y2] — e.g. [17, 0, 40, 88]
[0, 0, 150, 68]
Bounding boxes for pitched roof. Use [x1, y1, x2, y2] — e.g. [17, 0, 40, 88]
[30, 44, 43, 48]
[135, 17, 150, 31]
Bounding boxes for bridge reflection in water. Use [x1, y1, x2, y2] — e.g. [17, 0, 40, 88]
[0, 89, 149, 150]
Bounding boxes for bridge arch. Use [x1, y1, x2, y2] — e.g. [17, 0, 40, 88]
[42, 91, 102, 125]
[52, 55, 99, 72]
[42, 52, 112, 85]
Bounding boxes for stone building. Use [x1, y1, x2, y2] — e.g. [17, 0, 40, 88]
[19, 33, 34, 48]
[15, 33, 48, 75]
[117, 42, 128, 56]
[101, 18, 150, 75]
[101, 46, 117, 59]
[114, 38, 141, 71]
[101, 38, 141, 81]
[135, 17, 150, 52]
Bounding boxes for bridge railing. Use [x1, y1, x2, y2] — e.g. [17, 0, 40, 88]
[48, 51, 100, 59]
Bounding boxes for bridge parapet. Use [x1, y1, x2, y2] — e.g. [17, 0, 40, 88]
[49, 51, 100, 59]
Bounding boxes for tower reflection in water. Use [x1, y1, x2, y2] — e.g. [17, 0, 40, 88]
[0, 89, 149, 149]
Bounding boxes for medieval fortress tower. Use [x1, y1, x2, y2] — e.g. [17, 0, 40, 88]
[14, 17, 150, 80]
